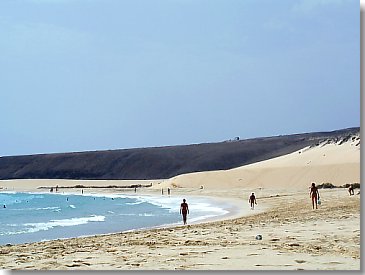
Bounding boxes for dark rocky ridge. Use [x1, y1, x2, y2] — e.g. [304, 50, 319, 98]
[0, 127, 359, 180]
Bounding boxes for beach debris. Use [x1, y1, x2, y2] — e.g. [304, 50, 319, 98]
[255, 234, 262, 240]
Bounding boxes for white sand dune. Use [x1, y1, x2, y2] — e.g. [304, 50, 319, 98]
[157, 137, 360, 190]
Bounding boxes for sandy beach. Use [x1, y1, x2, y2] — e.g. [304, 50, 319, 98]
[0, 138, 360, 270]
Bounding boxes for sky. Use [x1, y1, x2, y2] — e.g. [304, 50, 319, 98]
[0, 0, 360, 156]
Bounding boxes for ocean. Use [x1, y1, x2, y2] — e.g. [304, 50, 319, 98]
[0, 191, 229, 245]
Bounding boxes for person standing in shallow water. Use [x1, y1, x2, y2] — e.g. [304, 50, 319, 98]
[180, 199, 189, 225]
[309, 182, 320, 209]
[249, 193, 257, 209]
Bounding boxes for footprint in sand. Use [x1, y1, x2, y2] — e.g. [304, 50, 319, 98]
[270, 238, 280, 242]
[65, 263, 82, 267]
[202, 251, 213, 254]
[295, 260, 306, 264]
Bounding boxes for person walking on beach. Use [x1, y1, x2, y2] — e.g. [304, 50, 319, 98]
[249, 193, 257, 209]
[309, 182, 320, 209]
[180, 199, 189, 225]
[167, 188, 171, 196]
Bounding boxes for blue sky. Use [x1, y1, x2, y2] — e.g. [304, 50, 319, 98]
[0, 0, 360, 156]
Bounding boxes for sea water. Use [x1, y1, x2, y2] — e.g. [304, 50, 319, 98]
[0, 192, 229, 245]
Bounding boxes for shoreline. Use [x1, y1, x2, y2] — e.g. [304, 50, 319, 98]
[0, 183, 256, 246]
[0, 180, 360, 270]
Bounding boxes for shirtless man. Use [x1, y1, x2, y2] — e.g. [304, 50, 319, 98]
[309, 182, 320, 209]
[180, 199, 189, 225]
[249, 193, 257, 209]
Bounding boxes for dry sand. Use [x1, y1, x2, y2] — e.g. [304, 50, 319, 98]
[0, 138, 360, 270]
[156, 137, 360, 190]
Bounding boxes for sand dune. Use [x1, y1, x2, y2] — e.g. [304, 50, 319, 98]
[157, 137, 360, 191]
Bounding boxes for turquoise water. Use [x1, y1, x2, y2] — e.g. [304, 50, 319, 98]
[0, 192, 229, 245]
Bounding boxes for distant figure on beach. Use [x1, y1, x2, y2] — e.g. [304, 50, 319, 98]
[161, 188, 164, 195]
[134, 187, 137, 193]
[56, 185, 58, 192]
[167, 188, 171, 196]
[249, 193, 257, 209]
[309, 182, 320, 209]
[180, 199, 189, 225]
[81, 189, 83, 194]
[50, 187, 53, 192]
[348, 185, 354, 196]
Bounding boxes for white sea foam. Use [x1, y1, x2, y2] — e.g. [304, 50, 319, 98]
[1, 191, 233, 244]
[35, 206, 60, 211]
[1, 215, 105, 236]
[8, 206, 61, 211]
[23, 215, 105, 234]
[127, 195, 229, 218]
[18, 191, 229, 221]
[138, 213, 155, 217]
[125, 201, 144, 205]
